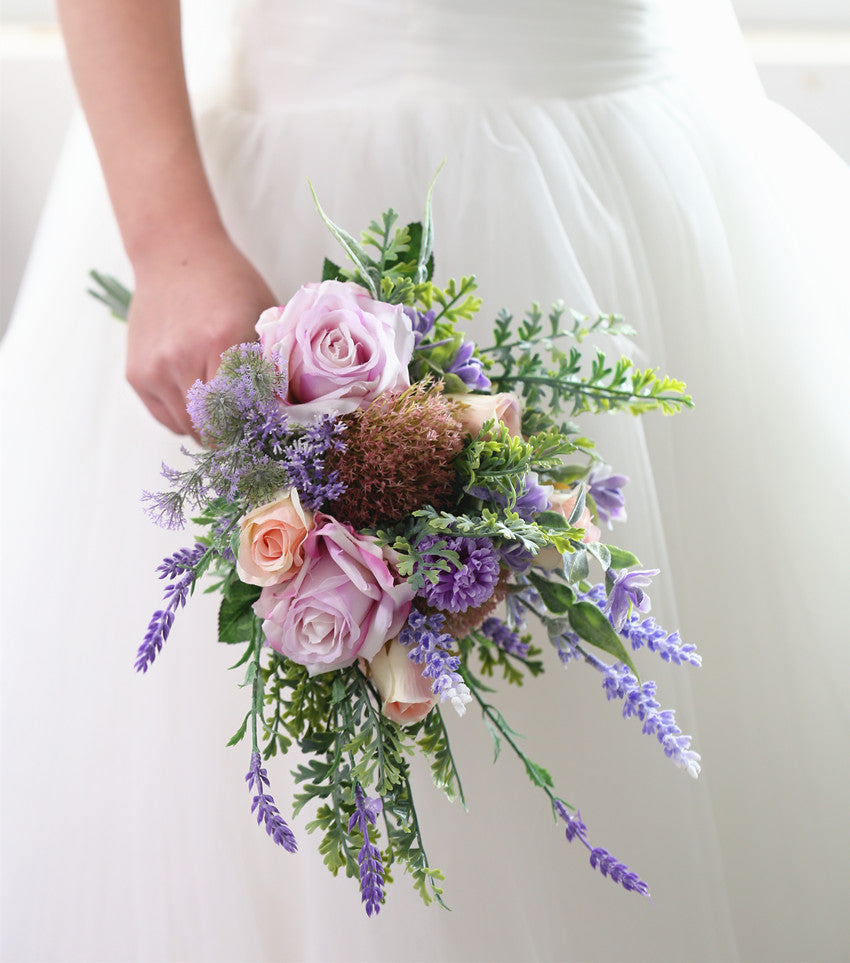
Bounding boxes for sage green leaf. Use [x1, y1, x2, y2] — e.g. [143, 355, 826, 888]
[606, 545, 641, 570]
[218, 581, 262, 644]
[567, 600, 637, 676]
[527, 571, 575, 614]
[562, 545, 589, 582]
[534, 510, 571, 531]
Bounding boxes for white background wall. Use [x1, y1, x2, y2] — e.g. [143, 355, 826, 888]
[2, 1, 850, 337]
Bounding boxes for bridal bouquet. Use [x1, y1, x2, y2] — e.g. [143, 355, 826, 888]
[92, 184, 700, 915]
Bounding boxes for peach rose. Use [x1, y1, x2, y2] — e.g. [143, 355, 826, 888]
[445, 391, 522, 438]
[366, 639, 438, 726]
[536, 488, 601, 569]
[548, 489, 602, 545]
[237, 489, 314, 586]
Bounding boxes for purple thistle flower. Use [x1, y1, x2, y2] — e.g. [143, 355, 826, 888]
[416, 535, 501, 613]
[136, 544, 206, 672]
[587, 464, 628, 528]
[553, 801, 650, 898]
[399, 610, 472, 716]
[403, 307, 436, 347]
[606, 568, 660, 632]
[597, 662, 701, 778]
[245, 751, 298, 853]
[480, 617, 530, 659]
[348, 784, 385, 917]
[445, 341, 492, 391]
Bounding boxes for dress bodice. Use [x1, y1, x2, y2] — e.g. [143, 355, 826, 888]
[229, 0, 678, 110]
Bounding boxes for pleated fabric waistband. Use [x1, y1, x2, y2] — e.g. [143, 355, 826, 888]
[227, 0, 676, 110]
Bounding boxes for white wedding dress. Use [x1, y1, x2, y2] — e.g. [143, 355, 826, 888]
[2, 1, 849, 961]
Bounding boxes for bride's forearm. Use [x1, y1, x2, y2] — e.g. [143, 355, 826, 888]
[56, 0, 225, 267]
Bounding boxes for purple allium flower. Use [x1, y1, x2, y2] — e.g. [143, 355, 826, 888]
[348, 784, 385, 917]
[399, 610, 472, 716]
[445, 340, 492, 391]
[136, 543, 206, 672]
[245, 751, 298, 853]
[606, 568, 660, 631]
[553, 801, 650, 898]
[416, 535, 501, 613]
[403, 307, 436, 347]
[598, 662, 701, 778]
[587, 464, 628, 528]
[480, 617, 530, 659]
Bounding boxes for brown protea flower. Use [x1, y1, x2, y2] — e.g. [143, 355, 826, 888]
[423, 568, 513, 640]
[327, 382, 465, 529]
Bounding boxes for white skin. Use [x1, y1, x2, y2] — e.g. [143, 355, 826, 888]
[57, 0, 275, 436]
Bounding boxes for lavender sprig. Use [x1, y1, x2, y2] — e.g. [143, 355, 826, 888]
[348, 784, 385, 917]
[136, 543, 206, 672]
[399, 610, 472, 716]
[245, 751, 298, 853]
[594, 659, 701, 778]
[554, 802, 650, 897]
[606, 567, 659, 632]
[582, 582, 702, 667]
[480, 617, 530, 660]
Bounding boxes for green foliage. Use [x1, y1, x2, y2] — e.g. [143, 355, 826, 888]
[416, 708, 466, 803]
[456, 420, 575, 504]
[218, 574, 262, 644]
[481, 302, 692, 423]
[88, 270, 131, 321]
[472, 630, 544, 687]
[567, 601, 638, 676]
[382, 780, 447, 908]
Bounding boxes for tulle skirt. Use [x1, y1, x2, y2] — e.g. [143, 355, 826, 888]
[2, 1, 848, 960]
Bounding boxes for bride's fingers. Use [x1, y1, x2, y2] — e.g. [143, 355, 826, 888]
[140, 390, 185, 436]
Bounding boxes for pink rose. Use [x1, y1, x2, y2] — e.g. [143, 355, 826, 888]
[236, 489, 313, 587]
[445, 391, 522, 438]
[256, 280, 414, 424]
[254, 514, 415, 676]
[365, 639, 438, 726]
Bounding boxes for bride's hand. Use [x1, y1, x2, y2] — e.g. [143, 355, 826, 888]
[126, 229, 276, 436]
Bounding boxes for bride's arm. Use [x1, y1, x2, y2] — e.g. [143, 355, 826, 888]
[57, 0, 274, 435]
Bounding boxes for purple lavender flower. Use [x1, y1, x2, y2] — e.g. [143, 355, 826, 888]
[403, 307, 436, 347]
[136, 544, 206, 672]
[348, 784, 385, 917]
[480, 617, 530, 659]
[598, 662, 701, 778]
[245, 751, 298, 853]
[606, 567, 659, 631]
[620, 616, 702, 667]
[579, 581, 701, 667]
[587, 464, 628, 528]
[553, 801, 650, 897]
[416, 535, 501, 613]
[399, 610, 472, 716]
[550, 627, 582, 666]
[281, 415, 347, 510]
[445, 341, 492, 391]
